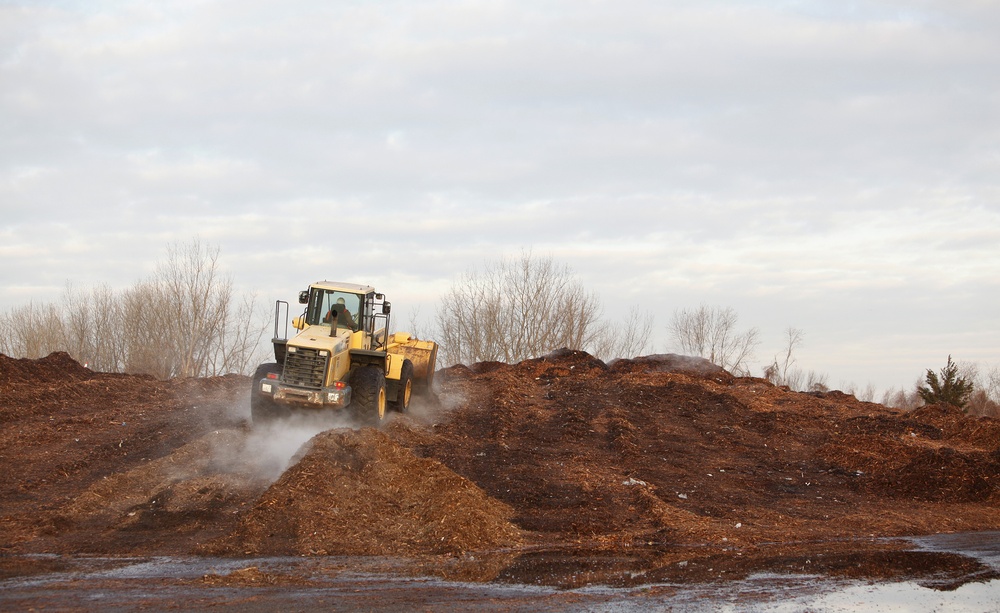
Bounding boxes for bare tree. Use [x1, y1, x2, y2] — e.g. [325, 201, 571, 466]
[62, 282, 125, 371]
[989, 365, 1000, 400]
[435, 252, 652, 365]
[954, 361, 1000, 417]
[987, 365, 1000, 414]
[878, 377, 924, 410]
[764, 327, 804, 388]
[965, 389, 1000, 418]
[859, 382, 877, 403]
[0, 313, 9, 356]
[843, 381, 878, 403]
[805, 370, 829, 393]
[89, 284, 127, 372]
[63, 282, 92, 362]
[0, 301, 64, 359]
[211, 291, 268, 376]
[590, 306, 655, 361]
[403, 306, 431, 341]
[153, 240, 228, 377]
[668, 305, 760, 375]
[140, 239, 268, 378]
[119, 280, 169, 376]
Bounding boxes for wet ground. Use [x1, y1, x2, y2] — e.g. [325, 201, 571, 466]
[3, 532, 1000, 611]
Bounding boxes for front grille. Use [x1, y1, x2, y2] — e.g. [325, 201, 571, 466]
[282, 347, 327, 388]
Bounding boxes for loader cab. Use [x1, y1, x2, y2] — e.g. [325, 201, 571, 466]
[297, 282, 391, 349]
[303, 288, 364, 332]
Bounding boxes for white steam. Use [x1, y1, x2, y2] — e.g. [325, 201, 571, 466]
[208, 413, 359, 484]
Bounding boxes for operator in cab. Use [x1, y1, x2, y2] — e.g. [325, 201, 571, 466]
[324, 297, 357, 330]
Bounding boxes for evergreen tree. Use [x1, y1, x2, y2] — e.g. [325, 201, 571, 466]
[917, 355, 974, 410]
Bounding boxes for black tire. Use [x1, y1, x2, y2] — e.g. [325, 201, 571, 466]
[350, 365, 387, 426]
[392, 359, 414, 413]
[250, 363, 287, 426]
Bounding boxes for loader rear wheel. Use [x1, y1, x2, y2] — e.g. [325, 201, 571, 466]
[392, 359, 414, 413]
[350, 365, 387, 426]
[250, 363, 288, 426]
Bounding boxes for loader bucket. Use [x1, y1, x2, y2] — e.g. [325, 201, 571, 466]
[389, 333, 439, 392]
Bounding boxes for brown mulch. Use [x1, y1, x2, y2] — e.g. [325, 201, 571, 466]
[202, 427, 521, 556]
[2, 350, 999, 561]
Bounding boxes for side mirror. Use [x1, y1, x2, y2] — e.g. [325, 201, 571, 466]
[298, 290, 309, 304]
[382, 301, 391, 315]
[292, 316, 306, 330]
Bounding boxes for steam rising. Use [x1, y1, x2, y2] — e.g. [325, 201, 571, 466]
[210, 412, 359, 484]
[203, 393, 453, 485]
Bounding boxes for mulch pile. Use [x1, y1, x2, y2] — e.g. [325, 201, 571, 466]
[0, 352, 253, 554]
[203, 427, 521, 556]
[2, 349, 1000, 560]
[398, 350, 1000, 546]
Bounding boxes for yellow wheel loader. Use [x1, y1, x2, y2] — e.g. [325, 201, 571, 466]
[250, 281, 438, 426]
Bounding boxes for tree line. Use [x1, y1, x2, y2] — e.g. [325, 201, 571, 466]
[434, 252, 654, 365]
[3, 246, 997, 417]
[434, 253, 999, 417]
[0, 240, 267, 379]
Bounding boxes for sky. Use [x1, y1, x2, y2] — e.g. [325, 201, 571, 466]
[2, 0, 998, 394]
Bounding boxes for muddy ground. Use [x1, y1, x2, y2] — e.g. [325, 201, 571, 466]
[2, 350, 1000, 607]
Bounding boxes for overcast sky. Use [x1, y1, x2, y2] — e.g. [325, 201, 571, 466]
[2, 0, 998, 393]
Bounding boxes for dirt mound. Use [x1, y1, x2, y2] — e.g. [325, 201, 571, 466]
[817, 435, 999, 502]
[808, 403, 1000, 503]
[406, 352, 1000, 546]
[0, 353, 250, 554]
[48, 429, 270, 554]
[609, 353, 734, 383]
[2, 350, 1000, 563]
[909, 403, 1000, 448]
[0, 351, 94, 385]
[205, 428, 521, 556]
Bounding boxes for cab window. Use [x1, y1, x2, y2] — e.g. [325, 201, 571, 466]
[306, 289, 362, 331]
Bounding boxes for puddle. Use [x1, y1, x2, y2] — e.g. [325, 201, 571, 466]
[761, 579, 1000, 613]
[909, 531, 1000, 568]
[2, 533, 1000, 611]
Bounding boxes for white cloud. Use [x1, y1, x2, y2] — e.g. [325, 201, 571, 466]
[1, 0, 997, 391]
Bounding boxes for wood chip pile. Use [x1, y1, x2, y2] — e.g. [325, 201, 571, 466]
[203, 428, 522, 556]
[2, 350, 999, 560]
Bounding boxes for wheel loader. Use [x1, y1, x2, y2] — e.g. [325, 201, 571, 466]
[250, 281, 438, 426]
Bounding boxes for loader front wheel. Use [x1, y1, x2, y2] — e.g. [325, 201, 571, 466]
[250, 363, 287, 426]
[350, 365, 387, 426]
